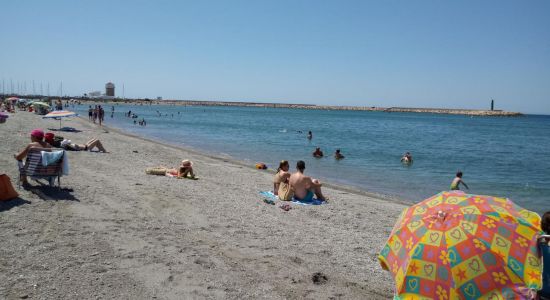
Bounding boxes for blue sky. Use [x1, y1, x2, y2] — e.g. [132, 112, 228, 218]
[1, 1, 549, 114]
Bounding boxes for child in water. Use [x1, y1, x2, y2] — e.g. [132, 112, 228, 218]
[450, 171, 469, 190]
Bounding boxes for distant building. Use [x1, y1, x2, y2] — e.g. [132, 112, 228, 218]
[105, 82, 115, 97]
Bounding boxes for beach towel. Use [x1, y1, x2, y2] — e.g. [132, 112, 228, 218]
[40, 150, 69, 175]
[41, 150, 63, 167]
[259, 191, 326, 206]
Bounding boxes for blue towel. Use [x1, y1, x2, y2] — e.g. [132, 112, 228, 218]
[41, 150, 64, 167]
[259, 191, 326, 206]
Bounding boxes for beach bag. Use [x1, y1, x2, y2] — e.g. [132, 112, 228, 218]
[0, 174, 19, 201]
[278, 182, 294, 201]
[145, 167, 168, 176]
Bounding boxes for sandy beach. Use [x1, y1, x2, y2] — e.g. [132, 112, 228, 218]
[0, 111, 406, 299]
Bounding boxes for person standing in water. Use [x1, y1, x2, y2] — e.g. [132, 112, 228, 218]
[307, 131, 312, 140]
[334, 149, 345, 159]
[450, 171, 469, 190]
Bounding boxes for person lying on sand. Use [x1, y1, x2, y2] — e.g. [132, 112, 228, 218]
[14, 128, 52, 186]
[60, 138, 107, 152]
[289, 160, 327, 201]
[165, 160, 195, 179]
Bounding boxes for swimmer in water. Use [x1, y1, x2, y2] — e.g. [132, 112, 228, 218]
[307, 131, 312, 140]
[401, 152, 413, 163]
[312, 147, 324, 158]
[334, 149, 345, 159]
[450, 171, 469, 190]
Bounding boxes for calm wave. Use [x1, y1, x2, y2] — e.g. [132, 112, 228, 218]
[75, 104, 550, 214]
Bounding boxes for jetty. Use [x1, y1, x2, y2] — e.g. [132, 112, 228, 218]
[113, 99, 522, 116]
[2, 94, 522, 116]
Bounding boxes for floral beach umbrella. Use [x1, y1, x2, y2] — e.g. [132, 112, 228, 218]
[378, 191, 542, 299]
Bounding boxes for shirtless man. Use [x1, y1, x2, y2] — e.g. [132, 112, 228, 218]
[289, 160, 327, 201]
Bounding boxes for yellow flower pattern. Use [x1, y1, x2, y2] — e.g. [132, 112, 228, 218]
[406, 237, 413, 250]
[515, 237, 528, 247]
[439, 250, 450, 265]
[473, 239, 487, 250]
[436, 285, 448, 300]
[482, 218, 496, 228]
[492, 272, 508, 285]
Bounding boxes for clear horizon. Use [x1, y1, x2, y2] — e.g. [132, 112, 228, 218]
[1, 0, 549, 114]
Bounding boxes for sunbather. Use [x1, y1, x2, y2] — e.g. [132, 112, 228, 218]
[14, 128, 52, 185]
[289, 160, 327, 201]
[165, 160, 195, 179]
[273, 160, 291, 196]
[60, 138, 107, 152]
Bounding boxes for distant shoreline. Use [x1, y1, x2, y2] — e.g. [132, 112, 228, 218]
[93, 99, 523, 116]
[3, 94, 523, 116]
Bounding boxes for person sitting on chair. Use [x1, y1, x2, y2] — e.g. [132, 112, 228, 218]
[13, 128, 52, 186]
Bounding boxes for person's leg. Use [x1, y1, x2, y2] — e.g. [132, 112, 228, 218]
[95, 140, 106, 152]
[313, 186, 326, 200]
[86, 139, 98, 151]
[17, 161, 29, 185]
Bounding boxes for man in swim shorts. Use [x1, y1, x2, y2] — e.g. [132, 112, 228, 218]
[289, 160, 327, 201]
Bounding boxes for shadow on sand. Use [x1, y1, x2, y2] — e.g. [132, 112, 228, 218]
[0, 197, 32, 212]
[26, 180, 79, 201]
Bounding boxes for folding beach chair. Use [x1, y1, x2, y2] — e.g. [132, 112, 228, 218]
[18, 148, 64, 189]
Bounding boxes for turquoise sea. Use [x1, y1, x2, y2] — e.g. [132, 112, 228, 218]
[75, 104, 550, 214]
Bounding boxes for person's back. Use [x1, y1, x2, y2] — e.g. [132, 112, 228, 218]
[450, 171, 468, 190]
[289, 160, 327, 201]
[289, 170, 309, 200]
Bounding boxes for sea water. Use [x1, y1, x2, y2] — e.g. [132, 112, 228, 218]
[74, 104, 550, 213]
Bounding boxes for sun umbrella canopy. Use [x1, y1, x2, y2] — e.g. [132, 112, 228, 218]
[43, 110, 78, 118]
[6, 97, 19, 101]
[379, 191, 542, 299]
[31, 102, 50, 108]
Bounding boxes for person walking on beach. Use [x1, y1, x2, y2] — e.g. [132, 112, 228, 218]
[450, 171, 469, 190]
[98, 105, 104, 126]
[289, 160, 327, 201]
[88, 106, 93, 121]
[92, 105, 98, 124]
